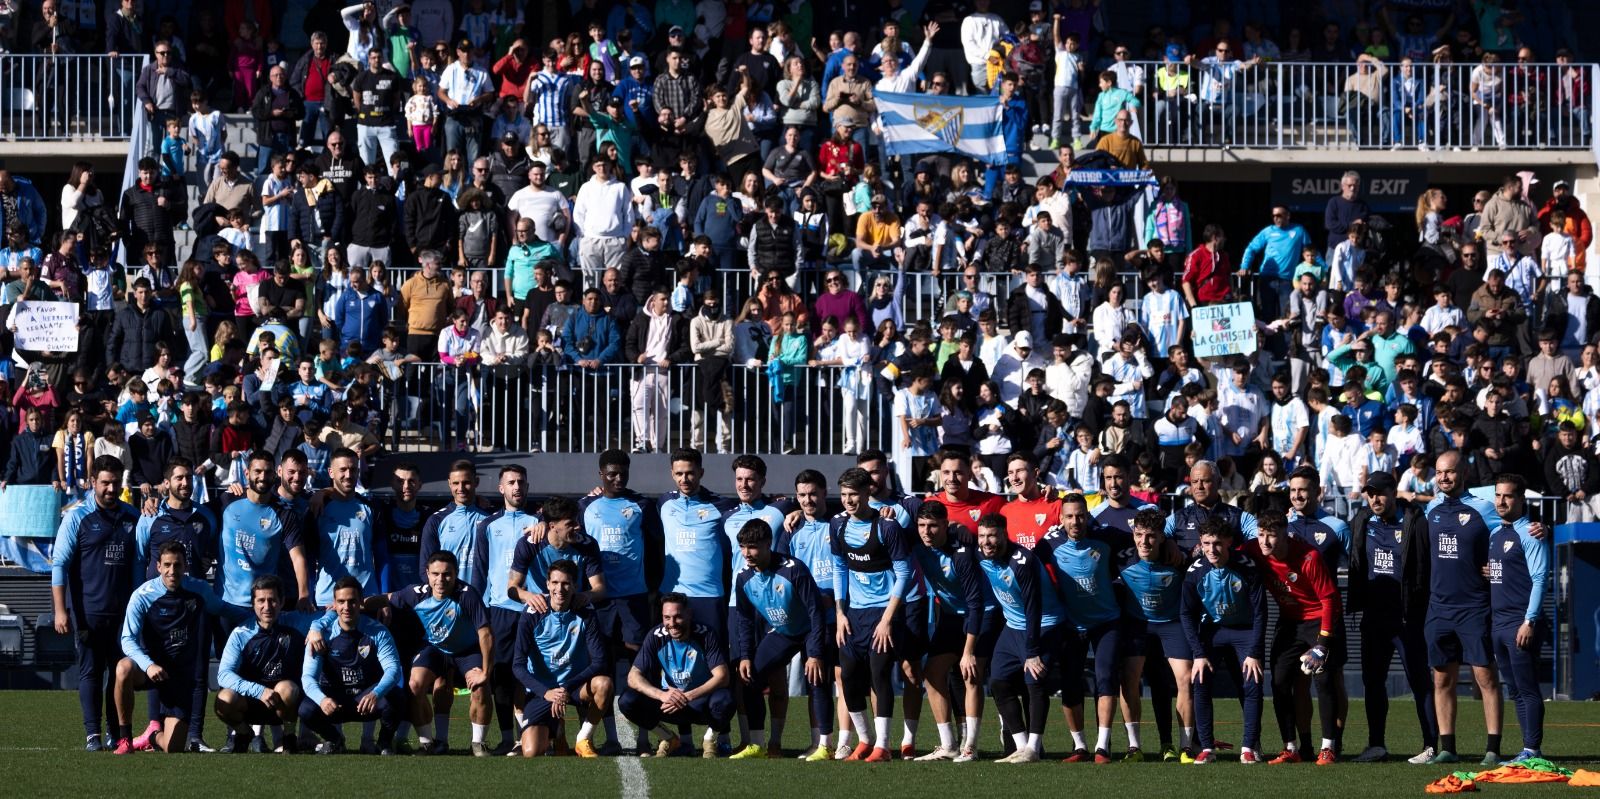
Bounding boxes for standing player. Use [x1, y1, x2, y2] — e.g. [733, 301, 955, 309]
[1285, 467, 1353, 570]
[300, 576, 404, 754]
[1181, 517, 1267, 765]
[1422, 451, 1505, 766]
[52, 455, 141, 751]
[974, 513, 1065, 764]
[1166, 460, 1258, 553]
[306, 449, 387, 607]
[831, 467, 917, 762]
[375, 551, 495, 756]
[112, 542, 243, 754]
[1347, 471, 1438, 764]
[657, 448, 737, 647]
[999, 453, 1065, 549]
[1487, 474, 1551, 764]
[218, 452, 313, 615]
[861, 448, 925, 754]
[578, 449, 663, 754]
[907, 502, 992, 761]
[1091, 455, 1157, 535]
[1036, 494, 1125, 763]
[785, 469, 844, 760]
[512, 560, 612, 758]
[722, 455, 792, 750]
[215, 574, 321, 753]
[1246, 511, 1344, 766]
[1117, 509, 1193, 762]
[419, 460, 491, 592]
[619, 593, 736, 757]
[858, 448, 923, 520]
[926, 447, 1007, 532]
[132, 456, 220, 752]
[730, 519, 828, 759]
[478, 464, 540, 755]
[377, 462, 433, 596]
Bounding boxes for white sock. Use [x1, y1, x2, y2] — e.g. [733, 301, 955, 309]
[703, 728, 716, 743]
[749, 730, 766, 747]
[416, 722, 434, 744]
[1286, 741, 1299, 752]
[849, 712, 869, 742]
[873, 717, 891, 748]
[436, 717, 450, 744]
[837, 728, 852, 748]
[1070, 729, 1087, 751]
[1096, 727, 1111, 751]
[1182, 727, 1195, 750]
[901, 718, 919, 747]
[603, 716, 618, 741]
[361, 721, 376, 746]
[1125, 722, 1141, 749]
[1027, 732, 1041, 751]
[1321, 738, 1336, 752]
[818, 732, 832, 749]
[576, 721, 594, 742]
[771, 717, 785, 750]
[936, 722, 955, 749]
[963, 717, 981, 749]
[471, 723, 487, 744]
[251, 724, 264, 739]
[1011, 731, 1029, 750]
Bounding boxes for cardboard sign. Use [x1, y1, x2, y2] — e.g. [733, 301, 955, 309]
[12, 300, 79, 352]
[1192, 302, 1258, 358]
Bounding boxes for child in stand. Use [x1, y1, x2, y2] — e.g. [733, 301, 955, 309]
[219, 400, 259, 488]
[1328, 222, 1365, 292]
[406, 76, 438, 154]
[297, 416, 332, 488]
[231, 20, 264, 111]
[115, 378, 152, 433]
[1059, 424, 1101, 494]
[1386, 403, 1423, 468]
[159, 118, 187, 183]
[1317, 414, 1363, 518]
[1355, 427, 1397, 502]
[188, 91, 226, 188]
[220, 208, 252, 255]
[1396, 452, 1436, 504]
[1420, 284, 1464, 336]
[1542, 207, 1576, 286]
[969, 451, 1002, 494]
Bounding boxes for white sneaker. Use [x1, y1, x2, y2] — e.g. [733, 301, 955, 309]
[1008, 746, 1040, 763]
[914, 745, 959, 761]
[1409, 746, 1437, 765]
[834, 741, 854, 761]
[953, 746, 978, 763]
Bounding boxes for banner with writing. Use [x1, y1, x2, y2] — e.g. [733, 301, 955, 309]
[1192, 302, 1258, 358]
[12, 301, 79, 352]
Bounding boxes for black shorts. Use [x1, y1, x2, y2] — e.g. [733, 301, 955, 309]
[1425, 606, 1492, 668]
[489, 606, 523, 667]
[595, 595, 653, 650]
[897, 599, 931, 663]
[1127, 619, 1192, 661]
[232, 694, 284, 724]
[1270, 617, 1348, 672]
[926, 607, 1003, 660]
[412, 646, 484, 686]
[522, 694, 563, 729]
[152, 666, 200, 720]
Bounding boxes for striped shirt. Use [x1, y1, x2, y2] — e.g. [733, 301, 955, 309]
[527, 69, 577, 128]
[652, 71, 701, 119]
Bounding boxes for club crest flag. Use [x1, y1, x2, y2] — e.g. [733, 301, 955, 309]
[877, 90, 1007, 165]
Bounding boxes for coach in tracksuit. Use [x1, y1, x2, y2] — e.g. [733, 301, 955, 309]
[1165, 460, 1259, 555]
[1486, 473, 1552, 763]
[1346, 471, 1438, 764]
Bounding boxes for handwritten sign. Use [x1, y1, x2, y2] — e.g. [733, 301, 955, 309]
[0, 485, 64, 537]
[1191, 302, 1257, 359]
[13, 301, 79, 352]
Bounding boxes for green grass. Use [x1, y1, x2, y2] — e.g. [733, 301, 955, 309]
[2, 690, 1597, 797]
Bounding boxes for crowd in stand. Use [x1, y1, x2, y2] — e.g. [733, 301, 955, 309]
[0, 0, 1592, 512]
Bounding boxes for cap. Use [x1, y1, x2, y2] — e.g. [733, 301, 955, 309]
[455, 37, 472, 51]
[870, 193, 888, 206]
[629, 55, 646, 67]
[1364, 471, 1397, 494]
[501, 131, 519, 143]
[668, 24, 685, 35]
[1554, 179, 1571, 190]
[1013, 331, 1034, 349]
[419, 163, 442, 177]
[1165, 44, 1184, 61]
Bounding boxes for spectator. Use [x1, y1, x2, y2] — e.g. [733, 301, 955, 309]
[330, 263, 389, 356]
[624, 290, 690, 453]
[135, 39, 192, 155]
[1323, 170, 1370, 263]
[118, 157, 180, 267]
[403, 164, 458, 257]
[959, 0, 1008, 93]
[250, 64, 304, 175]
[572, 158, 633, 286]
[438, 36, 495, 166]
[397, 250, 453, 358]
[1095, 110, 1148, 169]
[562, 287, 621, 370]
[689, 288, 734, 453]
[1240, 205, 1311, 323]
[822, 53, 875, 138]
[1181, 224, 1231, 307]
[348, 165, 398, 271]
[768, 310, 810, 454]
[1539, 179, 1592, 272]
[507, 163, 573, 268]
[106, 277, 178, 373]
[853, 193, 900, 279]
[287, 162, 345, 265]
[0, 167, 47, 246]
[1479, 173, 1539, 259]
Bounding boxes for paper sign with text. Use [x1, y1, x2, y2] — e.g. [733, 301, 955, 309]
[13, 301, 79, 352]
[1191, 302, 1258, 358]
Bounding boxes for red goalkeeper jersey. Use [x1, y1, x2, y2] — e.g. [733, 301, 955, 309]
[1244, 537, 1342, 635]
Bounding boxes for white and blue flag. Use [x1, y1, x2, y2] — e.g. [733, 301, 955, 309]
[877, 90, 1008, 165]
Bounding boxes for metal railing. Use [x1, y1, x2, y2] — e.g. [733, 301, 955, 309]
[0, 54, 150, 141]
[1116, 59, 1591, 151]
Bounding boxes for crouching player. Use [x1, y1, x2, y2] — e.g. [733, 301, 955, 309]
[1181, 518, 1267, 765]
[731, 519, 828, 759]
[113, 542, 244, 753]
[299, 576, 404, 754]
[215, 575, 323, 753]
[512, 559, 611, 757]
[620, 593, 736, 757]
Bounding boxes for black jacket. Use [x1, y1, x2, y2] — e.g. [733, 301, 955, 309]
[119, 181, 181, 255]
[1347, 500, 1430, 618]
[349, 185, 398, 248]
[622, 247, 670, 306]
[287, 183, 347, 245]
[169, 419, 221, 470]
[251, 85, 305, 139]
[624, 311, 693, 365]
[403, 186, 457, 252]
[1005, 281, 1065, 340]
[2, 429, 54, 485]
[107, 301, 177, 372]
[127, 430, 174, 489]
[1544, 288, 1600, 347]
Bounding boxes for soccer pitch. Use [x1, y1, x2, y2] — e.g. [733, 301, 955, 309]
[2, 691, 1596, 797]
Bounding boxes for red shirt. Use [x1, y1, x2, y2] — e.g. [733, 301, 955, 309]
[1244, 537, 1341, 634]
[926, 490, 1006, 534]
[302, 56, 332, 103]
[818, 140, 864, 179]
[1182, 244, 1233, 303]
[1000, 490, 1064, 549]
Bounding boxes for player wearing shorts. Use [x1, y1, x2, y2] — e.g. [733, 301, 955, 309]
[215, 574, 321, 753]
[377, 551, 494, 756]
[831, 467, 918, 762]
[1246, 511, 1344, 766]
[1091, 455, 1157, 535]
[1422, 451, 1505, 766]
[1036, 494, 1126, 764]
[113, 542, 243, 754]
[1487, 474, 1551, 765]
[975, 513, 1065, 764]
[479, 464, 541, 755]
[723, 454, 794, 748]
[620, 593, 736, 757]
[300, 576, 404, 754]
[1181, 517, 1267, 765]
[512, 559, 612, 758]
[1117, 509, 1193, 762]
[730, 519, 827, 759]
[908, 502, 992, 762]
[785, 469, 844, 760]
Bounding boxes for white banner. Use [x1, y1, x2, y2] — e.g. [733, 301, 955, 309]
[12, 300, 80, 352]
[1191, 302, 1258, 359]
